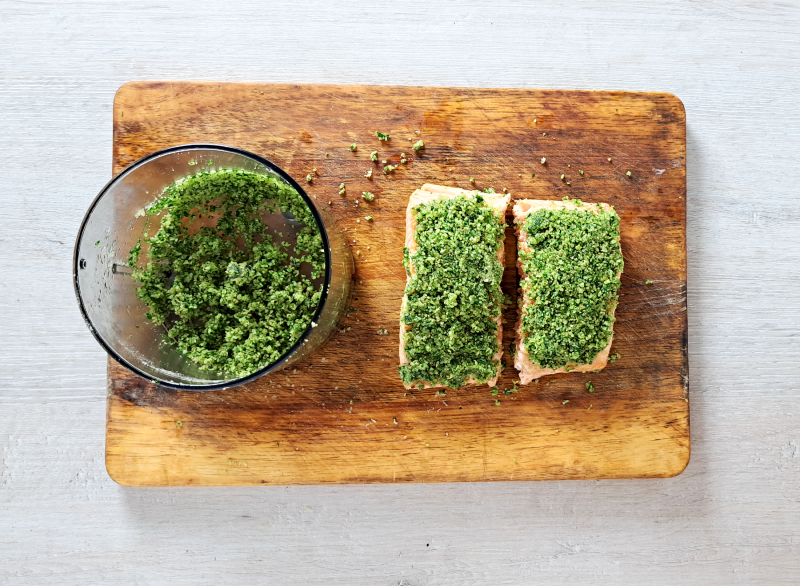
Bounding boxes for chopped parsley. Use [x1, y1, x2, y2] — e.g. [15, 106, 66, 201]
[339, 183, 346, 195]
[370, 151, 378, 162]
[586, 381, 594, 393]
[305, 174, 312, 183]
[365, 168, 373, 179]
[362, 192, 375, 201]
[364, 216, 373, 221]
[376, 131, 390, 141]
[518, 202, 623, 369]
[383, 164, 396, 175]
[128, 169, 324, 378]
[350, 143, 357, 151]
[412, 140, 424, 151]
[399, 193, 505, 388]
[609, 352, 621, 362]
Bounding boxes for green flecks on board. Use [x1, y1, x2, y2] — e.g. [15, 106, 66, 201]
[399, 193, 505, 388]
[518, 202, 623, 369]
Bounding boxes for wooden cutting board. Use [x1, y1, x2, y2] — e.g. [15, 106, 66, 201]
[107, 82, 688, 486]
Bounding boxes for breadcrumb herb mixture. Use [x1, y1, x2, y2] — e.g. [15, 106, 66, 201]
[519, 202, 623, 369]
[400, 193, 505, 388]
[128, 169, 325, 378]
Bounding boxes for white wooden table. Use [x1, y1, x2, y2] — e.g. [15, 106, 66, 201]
[2, 1, 799, 584]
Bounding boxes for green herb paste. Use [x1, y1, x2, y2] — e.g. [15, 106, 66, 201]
[128, 169, 325, 378]
[519, 202, 623, 369]
[399, 193, 505, 388]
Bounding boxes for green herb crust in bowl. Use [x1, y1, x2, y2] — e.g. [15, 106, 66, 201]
[128, 169, 324, 379]
[513, 198, 623, 384]
[399, 184, 510, 390]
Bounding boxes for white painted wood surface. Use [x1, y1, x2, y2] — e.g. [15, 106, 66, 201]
[1, 1, 799, 583]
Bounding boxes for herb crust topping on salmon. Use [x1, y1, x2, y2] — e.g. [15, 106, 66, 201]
[399, 185, 510, 390]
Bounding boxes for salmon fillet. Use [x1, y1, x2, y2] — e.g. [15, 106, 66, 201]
[513, 199, 622, 385]
[400, 184, 511, 389]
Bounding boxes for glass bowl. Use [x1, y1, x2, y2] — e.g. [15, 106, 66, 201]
[74, 144, 353, 390]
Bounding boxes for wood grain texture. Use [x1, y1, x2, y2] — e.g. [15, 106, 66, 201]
[107, 82, 688, 486]
[3, 1, 800, 584]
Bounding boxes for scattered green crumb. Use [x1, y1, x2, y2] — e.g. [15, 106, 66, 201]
[626, 171, 632, 177]
[312, 168, 317, 173]
[377, 328, 389, 335]
[560, 174, 565, 180]
[365, 216, 373, 221]
[383, 165, 396, 175]
[362, 192, 375, 201]
[490, 388, 498, 396]
[339, 183, 346, 195]
[646, 279, 653, 284]
[188, 161, 196, 166]
[401, 157, 407, 164]
[177, 421, 183, 426]
[586, 382, 594, 393]
[350, 143, 357, 151]
[494, 399, 501, 406]
[370, 151, 378, 162]
[518, 201, 623, 369]
[470, 177, 475, 183]
[579, 170, 584, 175]
[365, 168, 373, 179]
[412, 140, 424, 151]
[503, 383, 519, 395]
[609, 353, 621, 362]
[562, 399, 569, 404]
[399, 193, 505, 389]
[128, 169, 324, 379]
[541, 157, 546, 164]
[393, 417, 397, 424]
[206, 161, 214, 166]
[376, 131, 390, 141]
[531, 174, 536, 178]
[306, 174, 312, 183]
[382, 160, 387, 164]
[95, 240, 100, 246]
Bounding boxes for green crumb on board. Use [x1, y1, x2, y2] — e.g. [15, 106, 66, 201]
[586, 382, 594, 393]
[518, 200, 623, 369]
[399, 193, 505, 389]
[128, 169, 324, 379]
[350, 143, 357, 151]
[646, 279, 653, 284]
[376, 131, 390, 141]
[494, 399, 501, 406]
[412, 140, 424, 151]
[609, 353, 621, 362]
[306, 174, 312, 183]
[364, 216, 373, 221]
[362, 192, 375, 201]
[370, 151, 378, 162]
[383, 165, 396, 175]
[339, 183, 346, 195]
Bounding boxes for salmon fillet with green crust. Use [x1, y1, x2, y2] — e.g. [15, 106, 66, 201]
[399, 184, 510, 390]
[513, 199, 623, 385]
